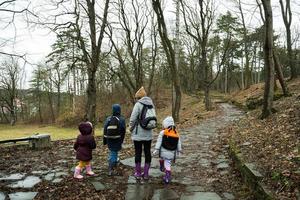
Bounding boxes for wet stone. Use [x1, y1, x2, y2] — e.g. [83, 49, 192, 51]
[150, 168, 164, 178]
[223, 192, 235, 200]
[121, 157, 139, 167]
[9, 176, 41, 188]
[44, 173, 55, 181]
[152, 189, 179, 200]
[127, 176, 138, 184]
[0, 192, 5, 200]
[173, 177, 197, 185]
[91, 181, 106, 191]
[125, 184, 153, 200]
[8, 192, 38, 200]
[198, 158, 210, 167]
[121, 157, 160, 168]
[57, 160, 68, 167]
[173, 166, 183, 173]
[216, 162, 229, 169]
[31, 170, 49, 175]
[0, 173, 26, 181]
[180, 192, 221, 200]
[220, 170, 229, 176]
[185, 186, 205, 192]
[242, 142, 251, 146]
[55, 172, 68, 177]
[52, 178, 63, 183]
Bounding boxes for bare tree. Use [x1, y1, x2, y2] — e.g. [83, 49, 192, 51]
[0, 0, 36, 60]
[279, 0, 297, 79]
[106, 0, 155, 103]
[0, 57, 22, 125]
[235, 0, 252, 88]
[257, 0, 289, 96]
[180, 0, 230, 111]
[261, 0, 275, 119]
[73, 0, 110, 125]
[152, 0, 182, 122]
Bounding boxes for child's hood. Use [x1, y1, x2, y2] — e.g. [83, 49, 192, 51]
[162, 116, 175, 129]
[78, 122, 93, 135]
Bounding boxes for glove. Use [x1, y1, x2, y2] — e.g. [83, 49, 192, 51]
[152, 149, 158, 156]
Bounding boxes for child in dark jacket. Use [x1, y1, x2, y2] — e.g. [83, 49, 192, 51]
[73, 122, 96, 179]
[103, 104, 126, 176]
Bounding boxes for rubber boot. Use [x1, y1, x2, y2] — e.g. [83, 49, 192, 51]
[74, 166, 83, 179]
[159, 160, 165, 172]
[86, 164, 95, 176]
[142, 163, 150, 180]
[108, 161, 118, 176]
[163, 170, 171, 184]
[108, 161, 113, 176]
[134, 162, 142, 180]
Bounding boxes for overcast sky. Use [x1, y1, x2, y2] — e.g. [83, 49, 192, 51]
[1, 0, 299, 88]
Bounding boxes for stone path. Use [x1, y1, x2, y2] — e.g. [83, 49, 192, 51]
[0, 103, 244, 199]
[121, 103, 244, 200]
[0, 169, 68, 200]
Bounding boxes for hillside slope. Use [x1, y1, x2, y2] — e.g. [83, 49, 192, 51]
[223, 79, 300, 199]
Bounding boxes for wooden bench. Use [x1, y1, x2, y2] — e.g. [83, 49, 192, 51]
[0, 134, 51, 149]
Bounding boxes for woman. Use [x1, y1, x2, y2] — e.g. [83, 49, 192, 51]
[129, 86, 156, 180]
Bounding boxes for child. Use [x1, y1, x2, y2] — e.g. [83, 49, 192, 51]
[103, 104, 126, 176]
[153, 116, 182, 183]
[73, 121, 96, 179]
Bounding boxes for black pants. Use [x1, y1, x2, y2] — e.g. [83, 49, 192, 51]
[134, 140, 152, 164]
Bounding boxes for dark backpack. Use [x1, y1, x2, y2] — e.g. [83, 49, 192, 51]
[139, 104, 157, 130]
[105, 116, 121, 139]
[162, 127, 179, 151]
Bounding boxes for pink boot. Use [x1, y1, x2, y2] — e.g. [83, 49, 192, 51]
[86, 165, 95, 176]
[74, 166, 83, 179]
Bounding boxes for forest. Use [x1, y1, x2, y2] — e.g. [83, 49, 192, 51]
[0, 0, 299, 200]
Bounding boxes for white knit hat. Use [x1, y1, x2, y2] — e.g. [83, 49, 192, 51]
[162, 116, 175, 129]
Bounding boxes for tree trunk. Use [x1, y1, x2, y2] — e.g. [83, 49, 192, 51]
[273, 50, 289, 96]
[86, 68, 97, 125]
[38, 93, 43, 123]
[279, 0, 297, 79]
[261, 0, 275, 119]
[152, 0, 181, 122]
[238, 0, 251, 88]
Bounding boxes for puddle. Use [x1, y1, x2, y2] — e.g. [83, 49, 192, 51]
[125, 184, 153, 200]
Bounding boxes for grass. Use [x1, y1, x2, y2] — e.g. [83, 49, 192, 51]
[0, 124, 103, 141]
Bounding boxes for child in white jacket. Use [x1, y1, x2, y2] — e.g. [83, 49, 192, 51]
[153, 116, 182, 183]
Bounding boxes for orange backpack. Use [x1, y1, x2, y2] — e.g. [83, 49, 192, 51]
[162, 127, 179, 151]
